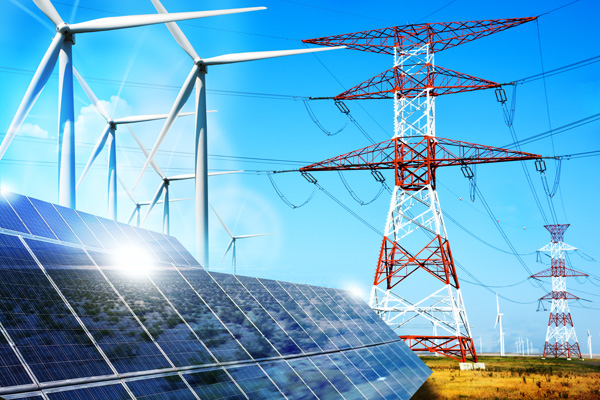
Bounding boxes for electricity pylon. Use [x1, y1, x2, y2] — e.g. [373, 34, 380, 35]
[531, 224, 587, 360]
[302, 17, 539, 362]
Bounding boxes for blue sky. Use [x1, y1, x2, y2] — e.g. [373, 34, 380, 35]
[1, 0, 599, 356]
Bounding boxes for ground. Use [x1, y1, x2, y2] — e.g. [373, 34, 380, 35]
[411, 355, 600, 400]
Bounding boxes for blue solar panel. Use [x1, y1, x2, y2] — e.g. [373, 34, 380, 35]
[0, 193, 431, 399]
[0, 193, 29, 235]
[126, 375, 197, 400]
[53, 205, 103, 249]
[226, 364, 286, 399]
[47, 383, 131, 399]
[27, 197, 80, 245]
[2, 192, 56, 240]
[184, 368, 246, 400]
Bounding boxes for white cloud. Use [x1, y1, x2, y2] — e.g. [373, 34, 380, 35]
[75, 96, 133, 144]
[19, 123, 49, 138]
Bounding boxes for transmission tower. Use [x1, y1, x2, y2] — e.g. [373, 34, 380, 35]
[302, 17, 538, 362]
[531, 224, 587, 360]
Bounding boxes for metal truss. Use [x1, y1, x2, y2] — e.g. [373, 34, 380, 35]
[302, 16, 539, 364]
[302, 17, 537, 55]
[532, 225, 587, 360]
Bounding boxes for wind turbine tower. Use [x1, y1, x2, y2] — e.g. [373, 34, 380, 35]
[135, 0, 344, 267]
[531, 224, 587, 360]
[0, 0, 261, 209]
[495, 293, 505, 357]
[588, 330, 592, 359]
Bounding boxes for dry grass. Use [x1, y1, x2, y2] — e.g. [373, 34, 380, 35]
[411, 355, 600, 400]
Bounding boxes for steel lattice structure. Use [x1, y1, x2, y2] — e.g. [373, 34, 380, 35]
[531, 225, 587, 359]
[303, 17, 538, 362]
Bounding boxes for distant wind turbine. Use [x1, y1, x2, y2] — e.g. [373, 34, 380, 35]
[119, 176, 191, 227]
[74, 69, 194, 220]
[210, 204, 274, 274]
[0, 0, 264, 209]
[588, 330, 592, 359]
[495, 293, 505, 356]
[134, 0, 345, 266]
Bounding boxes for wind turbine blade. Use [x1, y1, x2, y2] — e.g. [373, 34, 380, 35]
[168, 174, 195, 181]
[170, 197, 194, 202]
[126, 207, 137, 225]
[496, 293, 500, 314]
[33, 0, 64, 27]
[125, 125, 166, 179]
[209, 204, 233, 239]
[220, 240, 234, 265]
[208, 170, 243, 176]
[141, 183, 165, 226]
[236, 233, 275, 239]
[117, 175, 136, 204]
[494, 315, 499, 329]
[203, 46, 346, 66]
[150, 0, 200, 61]
[113, 111, 195, 124]
[0, 33, 63, 161]
[76, 124, 110, 190]
[134, 65, 198, 189]
[73, 68, 111, 122]
[69, 8, 266, 34]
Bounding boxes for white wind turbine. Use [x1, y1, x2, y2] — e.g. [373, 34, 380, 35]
[134, 0, 345, 266]
[0, 0, 265, 209]
[137, 129, 242, 235]
[210, 204, 274, 274]
[588, 330, 592, 359]
[495, 293, 505, 356]
[74, 69, 195, 220]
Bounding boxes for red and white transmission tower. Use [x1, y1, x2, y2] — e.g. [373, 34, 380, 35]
[302, 17, 538, 362]
[531, 225, 587, 360]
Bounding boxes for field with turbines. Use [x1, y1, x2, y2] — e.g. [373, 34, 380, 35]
[412, 356, 600, 400]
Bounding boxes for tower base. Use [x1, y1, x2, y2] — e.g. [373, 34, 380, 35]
[401, 335, 478, 362]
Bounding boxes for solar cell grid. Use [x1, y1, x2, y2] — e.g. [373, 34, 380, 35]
[180, 269, 279, 360]
[309, 354, 365, 399]
[0, 194, 30, 235]
[286, 357, 342, 399]
[2, 193, 56, 240]
[225, 364, 285, 400]
[213, 273, 302, 357]
[0, 193, 431, 399]
[0, 235, 114, 383]
[0, 331, 32, 388]
[52, 206, 102, 249]
[125, 375, 197, 400]
[281, 283, 354, 350]
[258, 279, 336, 352]
[148, 268, 249, 363]
[259, 360, 317, 400]
[76, 212, 118, 250]
[46, 383, 132, 400]
[236, 276, 321, 354]
[27, 198, 80, 245]
[184, 368, 246, 400]
[98, 265, 215, 368]
[28, 242, 172, 374]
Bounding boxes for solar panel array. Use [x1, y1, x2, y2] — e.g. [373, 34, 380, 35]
[0, 191, 431, 399]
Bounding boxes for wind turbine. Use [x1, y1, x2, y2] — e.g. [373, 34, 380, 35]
[134, 0, 345, 266]
[74, 69, 195, 220]
[118, 176, 191, 227]
[588, 330, 592, 359]
[494, 293, 505, 356]
[0, 0, 265, 209]
[210, 204, 274, 274]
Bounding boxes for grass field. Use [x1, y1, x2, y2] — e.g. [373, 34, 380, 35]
[411, 355, 600, 400]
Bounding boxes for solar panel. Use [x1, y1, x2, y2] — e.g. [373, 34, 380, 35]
[0, 192, 431, 399]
